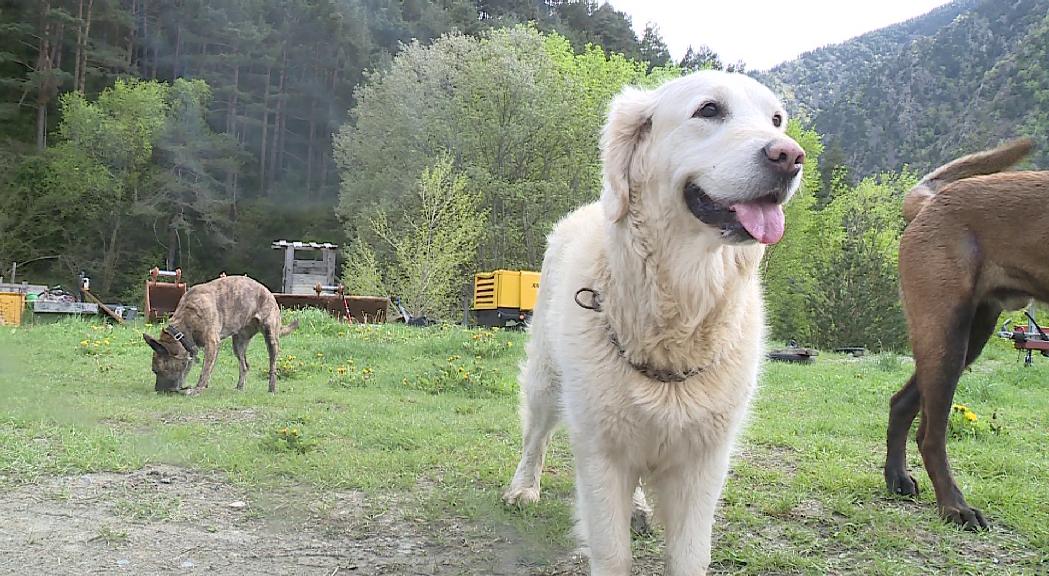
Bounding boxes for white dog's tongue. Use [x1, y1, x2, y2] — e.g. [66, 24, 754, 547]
[731, 201, 785, 244]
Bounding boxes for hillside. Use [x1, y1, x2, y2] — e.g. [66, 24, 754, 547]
[764, 0, 1049, 177]
[0, 0, 664, 296]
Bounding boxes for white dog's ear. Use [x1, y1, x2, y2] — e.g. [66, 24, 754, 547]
[600, 87, 655, 222]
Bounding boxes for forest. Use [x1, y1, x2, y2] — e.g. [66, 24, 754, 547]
[5, 0, 1036, 350]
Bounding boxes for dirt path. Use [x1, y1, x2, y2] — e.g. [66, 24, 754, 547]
[0, 465, 522, 576]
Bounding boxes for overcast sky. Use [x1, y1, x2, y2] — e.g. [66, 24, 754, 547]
[605, 0, 954, 71]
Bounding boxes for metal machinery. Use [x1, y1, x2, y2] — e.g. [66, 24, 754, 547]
[472, 270, 540, 328]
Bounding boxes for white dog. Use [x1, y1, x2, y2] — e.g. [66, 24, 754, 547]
[503, 70, 804, 576]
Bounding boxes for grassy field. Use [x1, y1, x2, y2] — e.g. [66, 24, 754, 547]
[0, 309, 1046, 575]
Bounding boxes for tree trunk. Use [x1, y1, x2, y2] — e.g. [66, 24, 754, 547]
[306, 91, 316, 198]
[127, 0, 137, 70]
[226, 63, 239, 221]
[259, 63, 271, 195]
[267, 45, 287, 188]
[74, 0, 83, 91]
[173, 22, 182, 78]
[226, 64, 238, 133]
[78, 0, 94, 93]
[166, 217, 178, 271]
[35, 0, 54, 151]
[320, 65, 337, 195]
[100, 217, 123, 294]
[147, 0, 157, 79]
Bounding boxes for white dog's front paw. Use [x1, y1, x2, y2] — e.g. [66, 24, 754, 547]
[502, 484, 541, 506]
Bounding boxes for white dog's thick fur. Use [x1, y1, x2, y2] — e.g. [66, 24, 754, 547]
[503, 70, 804, 576]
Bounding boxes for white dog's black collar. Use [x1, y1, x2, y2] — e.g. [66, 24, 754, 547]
[576, 287, 705, 383]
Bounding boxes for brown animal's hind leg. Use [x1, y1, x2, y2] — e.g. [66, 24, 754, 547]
[886, 302, 1001, 502]
[914, 303, 993, 531]
[232, 328, 257, 390]
[262, 326, 280, 394]
[963, 302, 1001, 369]
[885, 374, 921, 496]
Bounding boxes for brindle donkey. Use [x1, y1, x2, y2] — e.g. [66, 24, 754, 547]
[885, 138, 1049, 530]
[143, 275, 298, 394]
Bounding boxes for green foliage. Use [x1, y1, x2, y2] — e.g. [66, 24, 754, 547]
[462, 328, 516, 359]
[405, 353, 510, 398]
[343, 156, 486, 318]
[637, 23, 672, 70]
[263, 424, 319, 455]
[1, 0, 660, 299]
[805, 172, 913, 351]
[0, 78, 243, 296]
[763, 126, 914, 351]
[948, 403, 1003, 440]
[762, 122, 824, 344]
[336, 26, 675, 318]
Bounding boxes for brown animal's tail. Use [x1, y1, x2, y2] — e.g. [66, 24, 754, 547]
[903, 138, 1034, 223]
[280, 319, 300, 336]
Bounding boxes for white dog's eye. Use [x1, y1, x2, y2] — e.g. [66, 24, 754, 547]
[772, 113, 783, 127]
[693, 102, 720, 119]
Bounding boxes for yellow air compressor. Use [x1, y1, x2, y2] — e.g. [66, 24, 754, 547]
[472, 270, 539, 328]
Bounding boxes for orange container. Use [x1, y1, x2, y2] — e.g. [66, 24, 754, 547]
[0, 292, 26, 326]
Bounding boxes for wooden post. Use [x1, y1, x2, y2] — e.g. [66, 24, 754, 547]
[81, 289, 125, 324]
[323, 247, 336, 286]
[282, 246, 294, 293]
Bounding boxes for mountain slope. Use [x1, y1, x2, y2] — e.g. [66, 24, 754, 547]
[764, 0, 1049, 177]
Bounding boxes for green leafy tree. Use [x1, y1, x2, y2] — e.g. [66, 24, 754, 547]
[342, 156, 486, 318]
[38, 79, 167, 291]
[761, 122, 824, 344]
[679, 44, 723, 72]
[805, 171, 914, 351]
[638, 22, 672, 70]
[335, 26, 675, 274]
[144, 78, 242, 270]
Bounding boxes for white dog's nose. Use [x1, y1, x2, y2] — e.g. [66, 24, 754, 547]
[763, 139, 805, 176]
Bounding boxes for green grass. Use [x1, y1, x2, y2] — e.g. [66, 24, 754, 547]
[1, 309, 1047, 574]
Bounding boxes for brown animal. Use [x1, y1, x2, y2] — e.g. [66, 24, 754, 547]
[885, 137, 1048, 530]
[142, 275, 298, 394]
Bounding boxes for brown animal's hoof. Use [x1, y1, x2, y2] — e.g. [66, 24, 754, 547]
[884, 468, 919, 497]
[942, 505, 989, 531]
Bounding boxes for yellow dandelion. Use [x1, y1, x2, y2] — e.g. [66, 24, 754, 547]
[964, 411, 977, 422]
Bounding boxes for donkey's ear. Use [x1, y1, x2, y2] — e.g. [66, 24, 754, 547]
[143, 333, 168, 355]
[600, 86, 656, 222]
